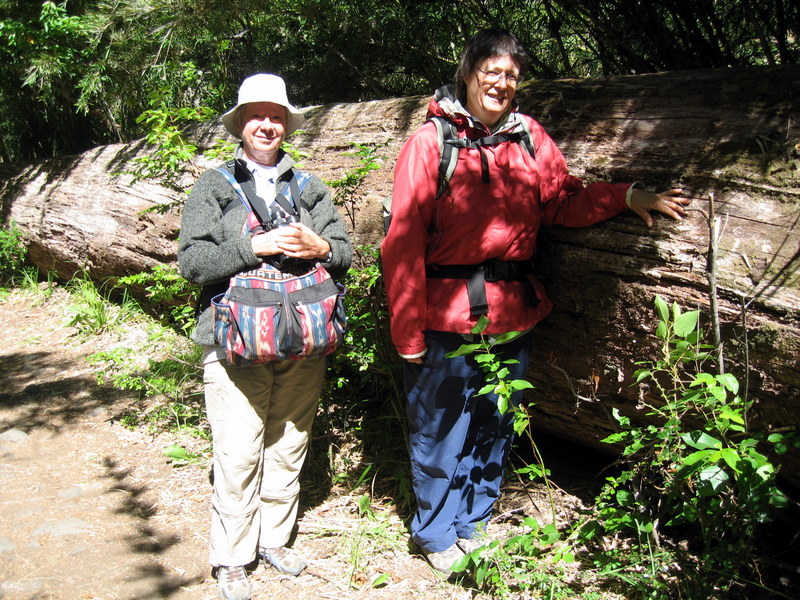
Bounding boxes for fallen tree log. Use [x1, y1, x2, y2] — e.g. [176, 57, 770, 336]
[1, 65, 798, 481]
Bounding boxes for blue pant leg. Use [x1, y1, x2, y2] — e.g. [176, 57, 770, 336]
[404, 330, 484, 553]
[454, 331, 533, 539]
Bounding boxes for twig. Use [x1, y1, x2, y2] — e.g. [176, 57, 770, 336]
[490, 506, 527, 523]
[739, 292, 751, 425]
[705, 192, 725, 373]
[547, 362, 596, 408]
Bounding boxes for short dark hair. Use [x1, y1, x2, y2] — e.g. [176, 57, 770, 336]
[455, 28, 530, 100]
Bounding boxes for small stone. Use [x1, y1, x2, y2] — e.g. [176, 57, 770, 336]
[57, 485, 86, 500]
[33, 518, 93, 538]
[0, 580, 43, 593]
[70, 544, 90, 556]
[16, 505, 45, 519]
[88, 406, 108, 418]
[0, 537, 16, 553]
[0, 428, 29, 443]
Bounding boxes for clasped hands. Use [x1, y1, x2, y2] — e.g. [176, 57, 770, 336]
[251, 222, 330, 260]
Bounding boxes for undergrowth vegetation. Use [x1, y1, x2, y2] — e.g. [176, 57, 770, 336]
[0, 221, 29, 285]
[443, 300, 798, 600]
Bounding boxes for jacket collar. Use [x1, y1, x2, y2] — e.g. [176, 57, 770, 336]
[428, 84, 523, 135]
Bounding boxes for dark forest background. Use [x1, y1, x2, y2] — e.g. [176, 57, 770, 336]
[1, 0, 798, 164]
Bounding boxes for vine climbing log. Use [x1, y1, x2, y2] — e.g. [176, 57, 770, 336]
[2, 66, 798, 482]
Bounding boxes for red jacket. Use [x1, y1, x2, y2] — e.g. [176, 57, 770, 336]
[381, 88, 632, 357]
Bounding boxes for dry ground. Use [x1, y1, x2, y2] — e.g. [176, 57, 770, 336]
[0, 285, 607, 600]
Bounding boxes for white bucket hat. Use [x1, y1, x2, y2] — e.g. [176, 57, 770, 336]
[221, 74, 305, 139]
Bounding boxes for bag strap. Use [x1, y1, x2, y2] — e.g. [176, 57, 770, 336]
[196, 163, 313, 315]
[214, 160, 311, 227]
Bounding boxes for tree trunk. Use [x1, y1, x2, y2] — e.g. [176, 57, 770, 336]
[2, 65, 798, 481]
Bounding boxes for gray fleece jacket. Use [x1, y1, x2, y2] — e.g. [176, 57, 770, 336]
[178, 150, 352, 346]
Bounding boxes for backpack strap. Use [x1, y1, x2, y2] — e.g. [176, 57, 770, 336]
[431, 116, 459, 199]
[432, 115, 535, 188]
[425, 114, 537, 316]
[426, 260, 538, 318]
[516, 116, 535, 159]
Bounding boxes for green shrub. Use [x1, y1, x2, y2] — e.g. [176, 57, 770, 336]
[116, 264, 198, 334]
[588, 295, 792, 598]
[0, 221, 28, 284]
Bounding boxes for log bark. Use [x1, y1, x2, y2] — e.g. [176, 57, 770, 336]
[1, 65, 798, 481]
[514, 67, 800, 483]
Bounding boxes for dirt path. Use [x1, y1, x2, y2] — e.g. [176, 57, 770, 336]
[0, 288, 489, 600]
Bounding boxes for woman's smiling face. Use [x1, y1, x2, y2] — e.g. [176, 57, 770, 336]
[465, 54, 521, 128]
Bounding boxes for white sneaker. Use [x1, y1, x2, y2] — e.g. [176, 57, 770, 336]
[457, 536, 489, 555]
[259, 545, 307, 576]
[216, 565, 251, 600]
[422, 543, 465, 576]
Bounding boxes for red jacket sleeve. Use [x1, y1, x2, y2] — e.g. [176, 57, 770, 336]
[380, 123, 440, 356]
[532, 123, 631, 227]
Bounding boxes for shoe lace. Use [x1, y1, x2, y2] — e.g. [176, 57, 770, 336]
[221, 565, 247, 583]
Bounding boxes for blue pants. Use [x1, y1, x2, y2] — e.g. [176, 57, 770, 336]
[404, 329, 532, 553]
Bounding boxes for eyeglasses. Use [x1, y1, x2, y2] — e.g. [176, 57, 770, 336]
[475, 67, 522, 86]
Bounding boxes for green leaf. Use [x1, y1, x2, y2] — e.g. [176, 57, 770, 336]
[636, 520, 654, 534]
[450, 553, 471, 573]
[756, 463, 775, 480]
[475, 352, 496, 364]
[767, 433, 790, 454]
[719, 407, 744, 424]
[475, 562, 488, 585]
[691, 372, 716, 387]
[615, 490, 634, 506]
[654, 295, 669, 322]
[493, 330, 523, 344]
[770, 489, 789, 509]
[610, 407, 630, 427]
[671, 301, 682, 322]
[601, 432, 628, 444]
[718, 448, 741, 472]
[368, 573, 391, 588]
[163, 444, 189, 460]
[471, 315, 491, 334]
[716, 373, 740, 394]
[162, 444, 198, 465]
[674, 310, 700, 338]
[508, 380, 534, 391]
[709, 385, 727, 403]
[682, 430, 722, 450]
[497, 395, 509, 415]
[445, 343, 481, 358]
[682, 449, 714, 466]
[697, 465, 730, 496]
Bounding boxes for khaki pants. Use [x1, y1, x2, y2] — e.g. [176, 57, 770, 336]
[202, 347, 326, 567]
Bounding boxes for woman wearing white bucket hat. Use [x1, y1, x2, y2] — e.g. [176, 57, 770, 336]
[179, 73, 351, 600]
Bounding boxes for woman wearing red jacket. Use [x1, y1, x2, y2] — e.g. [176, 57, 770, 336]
[381, 28, 690, 576]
